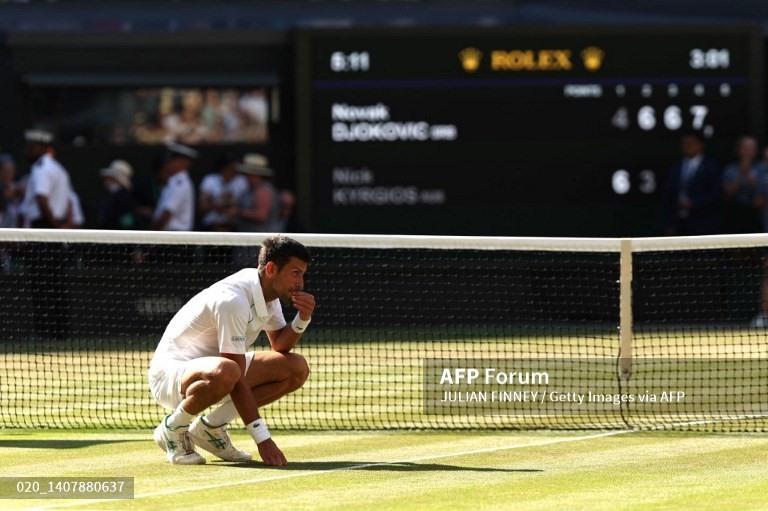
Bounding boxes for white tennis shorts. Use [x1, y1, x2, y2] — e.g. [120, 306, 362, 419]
[148, 352, 256, 410]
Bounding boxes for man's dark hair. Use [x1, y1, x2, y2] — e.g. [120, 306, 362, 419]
[258, 235, 310, 269]
[681, 130, 705, 144]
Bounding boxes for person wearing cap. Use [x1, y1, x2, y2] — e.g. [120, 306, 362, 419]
[198, 153, 248, 231]
[97, 160, 136, 230]
[236, 153, 281, 232]
[151, 143, 197, 231]
[19, 129, 74, 229]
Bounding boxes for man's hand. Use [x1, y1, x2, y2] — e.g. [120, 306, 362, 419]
[291, 291, 316, 321]
[257, 438, 288, 466]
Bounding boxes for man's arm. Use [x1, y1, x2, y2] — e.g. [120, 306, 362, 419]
[220, 353, 258, 423]
[198, 191, 215, 215]
[35, 194, 58, 227]
[266, 327, 302, 354]
[214, 295, 288, 466]
[219, 352, 287, 466]
[59, 197, 74, 229]
[266, 291, 315, 353]
[151, 209, 171, 230]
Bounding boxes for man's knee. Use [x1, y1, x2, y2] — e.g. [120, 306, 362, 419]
[209, 359, 241, 394]
[288, 354, 310, 389]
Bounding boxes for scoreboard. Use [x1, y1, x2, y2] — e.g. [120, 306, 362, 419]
[295, 27, 763, 236]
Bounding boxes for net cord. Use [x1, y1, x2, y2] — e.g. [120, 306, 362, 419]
[2, 229, 768, 253]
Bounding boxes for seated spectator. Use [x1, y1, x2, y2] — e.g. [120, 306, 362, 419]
[198, 153, 248, 231]
[98, 160, 136, 229]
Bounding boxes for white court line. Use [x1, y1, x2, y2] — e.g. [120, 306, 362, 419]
[30, 430, 631, 510]
[31, 413, 768, 510]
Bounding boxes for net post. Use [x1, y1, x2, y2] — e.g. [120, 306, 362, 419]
[619, 238, 633, 379]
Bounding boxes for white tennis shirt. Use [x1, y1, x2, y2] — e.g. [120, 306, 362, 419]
[150, 268, 286, 369]
[20, 153, 72, 225]
[153, 170, 194, 231]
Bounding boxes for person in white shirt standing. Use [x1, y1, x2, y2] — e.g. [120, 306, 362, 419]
[149, 235, 314, 466]
[152, 143, 196, 231]
[20, 129, 73, 229]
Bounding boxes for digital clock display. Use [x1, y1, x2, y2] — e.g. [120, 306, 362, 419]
[295, 27, 763, 236]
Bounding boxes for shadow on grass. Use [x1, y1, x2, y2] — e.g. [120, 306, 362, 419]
[0, 439, 143, 449]
[212, 460, 541, 472]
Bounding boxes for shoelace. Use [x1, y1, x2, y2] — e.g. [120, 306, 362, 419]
[209, 424, 232, 448]
[180, 430, 196, 454]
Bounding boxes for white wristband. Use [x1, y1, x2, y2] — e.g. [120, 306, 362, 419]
[247, 418, 271, 444]
[291, 314, 311, 334]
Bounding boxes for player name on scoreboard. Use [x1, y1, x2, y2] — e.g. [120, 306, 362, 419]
[331, 102, 457, 142]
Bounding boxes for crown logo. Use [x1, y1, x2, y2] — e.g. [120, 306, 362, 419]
[581, 46, 605, 71]
[458, 47, 483, 73]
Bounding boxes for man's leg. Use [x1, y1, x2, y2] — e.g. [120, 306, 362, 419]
[190, 352, 309, 462]
[203, 351, 309, 426]
[155, 357, 240, 464]
[178, 357, 241, 414]
[245, 351, 310, 406]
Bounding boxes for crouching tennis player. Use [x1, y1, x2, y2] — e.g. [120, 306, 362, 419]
[148, 235, 313, 466]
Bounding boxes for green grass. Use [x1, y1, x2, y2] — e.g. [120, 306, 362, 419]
[1, 331, 767, 509]
[1, 429, 767, 510]
[2, 331, 766, 430]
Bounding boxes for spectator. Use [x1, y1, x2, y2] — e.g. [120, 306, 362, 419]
[722, 136, 766, 233]
[0, 153, 22, 228]
[98, 160, 136, 229]
[236, 153, 281, 232]
[151, 143, 196, 231]
[198, 153, 248, 231]
[663, 132, 723, 235]
[133, 156, 163, 229]
[277, 189, 299, 232]
[19, 129, 74, 229]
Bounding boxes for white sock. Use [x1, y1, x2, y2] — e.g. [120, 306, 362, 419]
[204, 400, 238, 427]
[165, 404, 195, 430]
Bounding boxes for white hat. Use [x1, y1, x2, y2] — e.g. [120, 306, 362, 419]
[100, 160, 133, 190]
[165, 142, 199, 160]
[24, 129, 54, 144]
[238, 153, 273, 177]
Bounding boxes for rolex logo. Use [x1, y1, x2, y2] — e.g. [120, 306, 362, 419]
[581, 46, 605, 71]
[458, 47, 483, 73]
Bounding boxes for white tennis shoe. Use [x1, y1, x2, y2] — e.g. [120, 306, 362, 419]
[153, 419, 206, 465]
[189, 417, 252, 462]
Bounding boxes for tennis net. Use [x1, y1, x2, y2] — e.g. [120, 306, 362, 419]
[0, 230, 766, 431]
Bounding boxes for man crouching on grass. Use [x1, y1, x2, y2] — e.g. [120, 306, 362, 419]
[148, 235, 313, 466]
